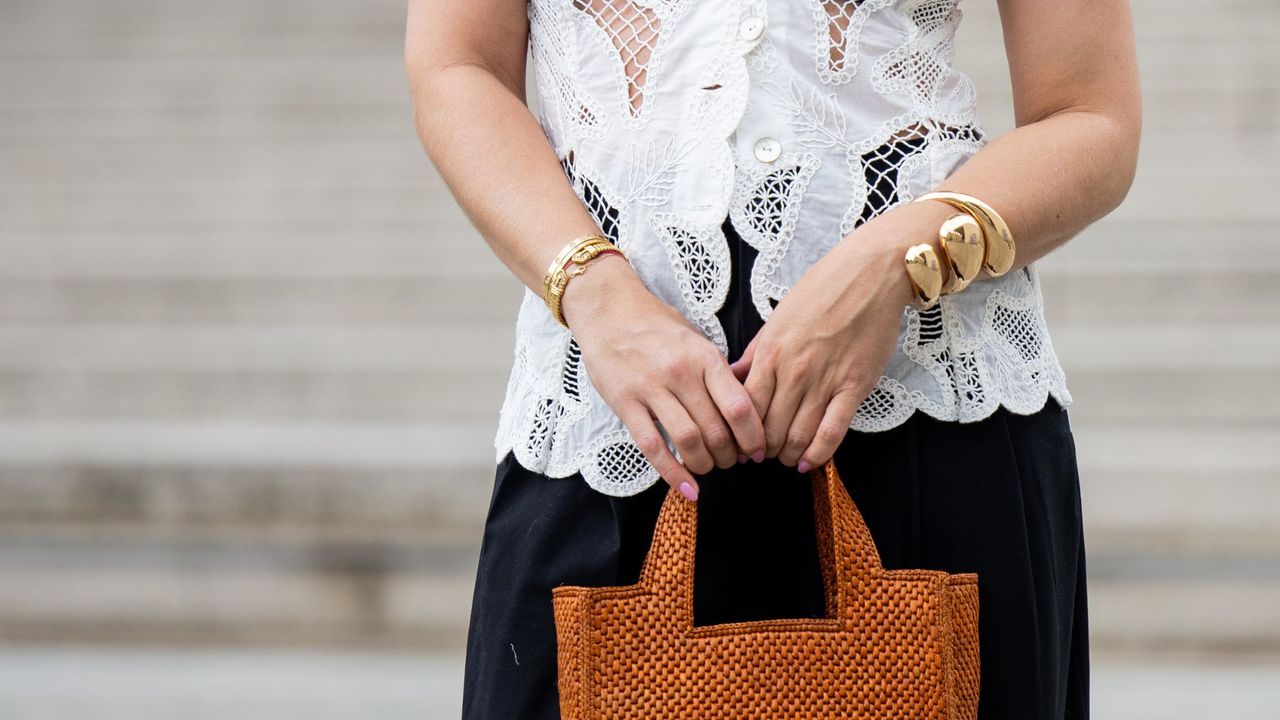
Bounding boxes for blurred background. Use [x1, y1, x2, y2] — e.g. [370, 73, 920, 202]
[1, 0, 1277, 717]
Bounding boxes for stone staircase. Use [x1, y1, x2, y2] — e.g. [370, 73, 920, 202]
[1, 0, 1278, 655]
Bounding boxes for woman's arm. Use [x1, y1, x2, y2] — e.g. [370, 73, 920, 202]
[405, 1, 610, 298]
[404, 0, 767, 498]
[930, 0, 1142, 270]
[730, 0, 1142, 472]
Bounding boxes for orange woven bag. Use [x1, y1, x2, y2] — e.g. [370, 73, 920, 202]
[552, 457, 980, 718]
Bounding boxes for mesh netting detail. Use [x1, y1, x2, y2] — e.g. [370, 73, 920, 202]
[854, 133, 928, 227]
[810, 0, 895, 84]
[872, 0, 968, 111]
[573, 0, 691, 119]
[652, 216, 732, 357]
[729, 152, 821, 321]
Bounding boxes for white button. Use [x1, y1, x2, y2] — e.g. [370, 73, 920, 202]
[739, 16, 766, 42]
[753, 137, 781, 163]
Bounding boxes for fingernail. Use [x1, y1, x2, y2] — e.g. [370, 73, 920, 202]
[797, 460, 812, 473]
[678, 481, 699, 502]
[737, 452, 747, 464]
[751, 450, 765, 463]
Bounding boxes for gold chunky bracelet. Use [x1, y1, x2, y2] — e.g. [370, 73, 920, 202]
[936, 213, 985, 295]
[915, 191, 1016, 277]
[542, 233, 628, 328]
[903, 243, 943, 311]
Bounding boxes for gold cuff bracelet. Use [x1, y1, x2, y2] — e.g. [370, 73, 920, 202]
[903, 243, 943, 311]
[915, 191, 1016, 277]
[937, 213, 985, 295]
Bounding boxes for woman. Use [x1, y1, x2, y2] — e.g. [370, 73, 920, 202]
[405, 0, 1140, 717]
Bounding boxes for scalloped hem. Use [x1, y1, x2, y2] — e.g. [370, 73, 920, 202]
[493, 383, 1073, 498]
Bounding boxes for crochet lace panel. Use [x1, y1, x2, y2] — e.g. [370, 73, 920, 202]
[499, 0, 1072, 496]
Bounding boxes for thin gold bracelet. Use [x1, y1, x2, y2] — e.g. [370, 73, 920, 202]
[542, 234, 628, 328]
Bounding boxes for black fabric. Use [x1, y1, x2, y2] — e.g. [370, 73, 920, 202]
[461, 217, 1089, 719]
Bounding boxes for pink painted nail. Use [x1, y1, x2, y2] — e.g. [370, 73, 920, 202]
[678, 481, 699, 502]
[751, 450, 765, 463]
[797, 460, 812, 473]
[737, 452, 747, 464]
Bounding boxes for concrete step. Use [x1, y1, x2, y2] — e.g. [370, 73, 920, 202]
[0, 276, 522, 324]
[0, 219, 1271, 280]
[0, 217, 1272, 278]
[1061, 368, 1280, 425]
[0, 5, 399, 59]
[1, 523, 1276, 654]
[1039, 220, 1280, 273]
[0, 646, 466, 720]
[0, 265, 1269, 325]
[1, 137, 438, 192]
[0, 53, 406, 112]
[1, 320, 1271, 372]
[2, 166, 1274, 235]
[0, 420, 496, 468]
[0, 530, 478, 648]
[0, 421, 1275, 551]
[1, 647, 1278, 720]
[1, 11, 1271, 110]
[0, 364, 1272, 425]
[0, 461, 497, 537]
[0, 324, 515, 371]
[0, 228, 495, 278]
[0, 369, 504, 421]
[2, 133, 1271, 201]
[1091, 576, 1280, 656]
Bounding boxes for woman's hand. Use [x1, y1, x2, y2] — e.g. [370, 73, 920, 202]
[729, 200, 955, 473]
[562, 254, 768, 500]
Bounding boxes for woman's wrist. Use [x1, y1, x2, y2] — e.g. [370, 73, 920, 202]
[559, 252, 647, 333]
[834, 200, 956, 309]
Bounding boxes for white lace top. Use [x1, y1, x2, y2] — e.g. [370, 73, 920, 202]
[494, 0, 1073, 496]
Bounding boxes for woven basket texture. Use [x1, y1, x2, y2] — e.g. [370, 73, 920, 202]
[552, 457, 980, 718]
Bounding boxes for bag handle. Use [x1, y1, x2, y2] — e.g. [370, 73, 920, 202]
[637, 457, 885, 628]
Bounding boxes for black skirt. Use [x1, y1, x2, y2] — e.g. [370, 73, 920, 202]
[462, 217, 1089, 719]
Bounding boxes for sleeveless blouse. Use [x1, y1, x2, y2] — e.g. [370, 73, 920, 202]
[493, 0, 1073, 496]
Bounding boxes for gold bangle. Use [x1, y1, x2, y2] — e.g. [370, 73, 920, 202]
[542, 234, 628, 328]
[903, 243, 942, 311]
[543, 233, 608, 300]
[936, 213, 985, 295]
[915, 191, 1015, 277]
[542, 233, 611, 304]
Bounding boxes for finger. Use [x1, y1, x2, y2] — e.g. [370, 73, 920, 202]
[728, 334, 759, 381]
[741, 350, 776, 425]
[796, 387, 862, 474]
[670, 371, 740, 470]
[777, 386, 830, 468]
[703, 360, 766, 462]
[615, 400, 700, 500]
[761, 365, 806, 459]
[648, 390, 717, 477]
